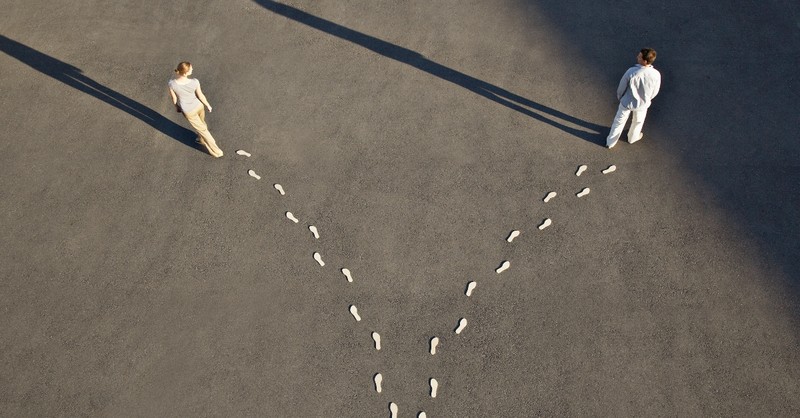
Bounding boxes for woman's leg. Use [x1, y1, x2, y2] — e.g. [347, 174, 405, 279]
[184, 106, 223, 157]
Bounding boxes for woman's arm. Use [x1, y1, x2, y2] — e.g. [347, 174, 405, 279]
[195, 84, 213, 112]
[168, 87, 181, 112]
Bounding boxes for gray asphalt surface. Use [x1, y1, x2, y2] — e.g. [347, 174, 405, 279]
[1, 0, 799, 416]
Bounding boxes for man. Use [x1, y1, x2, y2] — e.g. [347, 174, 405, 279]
[606, 48, 661, 148]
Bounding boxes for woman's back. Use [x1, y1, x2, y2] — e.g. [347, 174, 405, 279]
[169, 78, 202, 112]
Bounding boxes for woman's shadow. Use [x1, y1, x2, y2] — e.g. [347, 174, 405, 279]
[0, 34, 200, 151]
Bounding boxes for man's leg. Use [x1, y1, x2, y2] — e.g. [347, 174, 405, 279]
[606, 104, 631, 148]
[627, 108, 648, 143]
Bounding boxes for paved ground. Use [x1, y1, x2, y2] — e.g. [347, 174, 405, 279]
[1, 0, 799, 416]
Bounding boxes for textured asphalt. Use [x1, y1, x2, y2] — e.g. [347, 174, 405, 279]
[1, 0, 799, 416]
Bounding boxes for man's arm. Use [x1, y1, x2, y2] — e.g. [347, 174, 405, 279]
[652, 72, 661, 98]
[616, 69, 630, 100]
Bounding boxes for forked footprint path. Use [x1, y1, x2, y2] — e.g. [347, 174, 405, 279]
[237, 151, 618, 414]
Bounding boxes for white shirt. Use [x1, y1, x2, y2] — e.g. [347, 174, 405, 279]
[617, 64, 661, 110]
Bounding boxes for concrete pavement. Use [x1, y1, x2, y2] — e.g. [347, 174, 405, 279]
[1, 0, 798, 416]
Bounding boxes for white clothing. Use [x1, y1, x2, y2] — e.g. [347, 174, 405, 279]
[617, 64, 661, 110]
[607, 63, 661, 146]
[607, 105, 646, 147]
[168, 78, 203, 113]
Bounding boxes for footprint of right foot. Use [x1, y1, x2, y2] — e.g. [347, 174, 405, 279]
[430, 378, 439, 398]
[506, 230, 520, 242]
[543, 191, 557, 202]
[455, 318, 468, 334]
[465, 281, 477, 296]
[496, 260, 510, 274]
[236, 150, 251, 157]
[576, 165, 588, 176]
[576, 187, 590, 197]
[389, 403, 399, 418]
[374, 373, 383, 393]
[309, 225, 320, 239]
[372, 332, 381, 350]
[342, 268, 353, 283]
[313, 252, 325, 266]
[430, 337, 439, 355]
[350, 305, 361, 321]
[286, 211, 299, 223]
[602, 165, 617, 174]
[273, 184, 286, 195]
[418, 413, 427, 418]
[538, 218, 552, 230]
[248, 169, 261, 180]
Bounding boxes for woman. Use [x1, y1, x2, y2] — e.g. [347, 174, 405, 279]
[168, 62, 224, 157]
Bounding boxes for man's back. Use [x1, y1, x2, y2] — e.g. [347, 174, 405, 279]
[618, 64, 661, 110]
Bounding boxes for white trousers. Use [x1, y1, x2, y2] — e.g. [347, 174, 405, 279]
[606, 104, 647, 147]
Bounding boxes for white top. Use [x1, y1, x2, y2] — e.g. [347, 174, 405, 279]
[617, 64, 661, 110]
[168, 78, 203, 113]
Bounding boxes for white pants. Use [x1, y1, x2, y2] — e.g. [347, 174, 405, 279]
[606, 104, 647, 147]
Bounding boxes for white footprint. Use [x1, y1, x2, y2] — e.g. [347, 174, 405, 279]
[247, 169, 261, 180]
[577, 187, 590, 197]
[465, 281, 477, 297]
[430, 378, 439, 398]
[430, 337, 439, 355]
[374, 373, 383, 393]
[342, 268, 353, 283]
[543, 191, 557, 202]
[389, 403, 398, 418]
[538, 218, 552, 230]
[286, 211, 299, 223]
[236, 149, 251, 157]
[309, 225, 320, 239]
[372, 332, 381, 350]
[349, 305, 361, 321]
[576, 164, 588, 176]
[506, 230, 520, 242]
[273, 184, 285, 195]
[313, 252, 325, 267]
[418, 413, 427, 418]
[496, 260, 510, 274]
[455, 318, 468, 334]
[602, 165, 617, 174]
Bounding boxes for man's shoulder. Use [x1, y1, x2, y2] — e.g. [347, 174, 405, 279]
[631, 65, 660, 78]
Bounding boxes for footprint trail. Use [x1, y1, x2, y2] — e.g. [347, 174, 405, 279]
[465, 281, 477, 296]
[496, 260, 510, 274]
[349, 305, 361, 321]
[455, 318, 468, 334]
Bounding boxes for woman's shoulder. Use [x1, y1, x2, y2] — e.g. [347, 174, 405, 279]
[169, 77, 197, 86]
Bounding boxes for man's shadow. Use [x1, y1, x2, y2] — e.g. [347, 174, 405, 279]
[0, 34, 200, 151]
[252, 0, 606, 145]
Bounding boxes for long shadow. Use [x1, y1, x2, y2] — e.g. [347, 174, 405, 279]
[0, 34, 199, 151]
[252, 0, 606, 146]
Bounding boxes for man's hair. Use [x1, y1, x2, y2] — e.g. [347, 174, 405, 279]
[640, 48, 657, 65]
